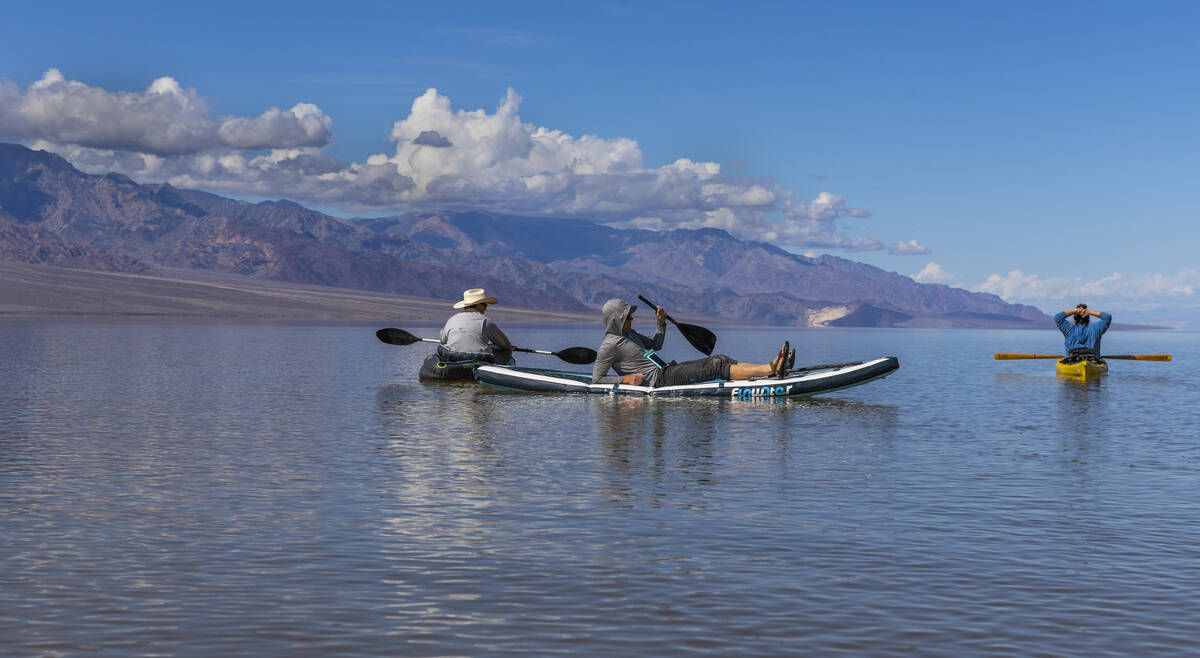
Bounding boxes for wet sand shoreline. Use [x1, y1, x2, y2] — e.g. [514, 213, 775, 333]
[0, 261, 597, 324]
[1, 261, 1169, 330]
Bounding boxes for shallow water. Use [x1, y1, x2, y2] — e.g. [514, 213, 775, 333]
[1, 320, 1196, 656]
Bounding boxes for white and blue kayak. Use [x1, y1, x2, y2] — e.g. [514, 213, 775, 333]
[474, 356, 899, 400]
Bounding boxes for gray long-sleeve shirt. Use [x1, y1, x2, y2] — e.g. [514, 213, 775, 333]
[440, 310, 511, 354]
[591, 299, 666, 387]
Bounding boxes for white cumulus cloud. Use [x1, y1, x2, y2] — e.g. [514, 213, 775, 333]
[978, 269, 1058, 301]
[0, 69, 332, 156]
[976, 268, 1200, 312]
[756, 192, 880, 251]
[889, 239, 931, 255]
[912, 262, 957, 284]
[2, 72, 904, 252]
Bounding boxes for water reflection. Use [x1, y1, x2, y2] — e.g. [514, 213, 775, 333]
[1054, 373, 1106, 423]
[376, 382, 505, 443]
[592, 396, 742, 508]
[372, 381, 517, 538]
[591, 397, 664, 506]
[7, 322, 1200, 656]
[592, 396, 669, 443]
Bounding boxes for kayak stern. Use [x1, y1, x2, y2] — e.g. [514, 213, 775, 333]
[1055, 358, 1108, 380]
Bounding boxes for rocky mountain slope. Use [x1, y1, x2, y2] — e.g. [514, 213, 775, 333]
[0, 142, 1046, 326]
[354, 210, 1046, 326]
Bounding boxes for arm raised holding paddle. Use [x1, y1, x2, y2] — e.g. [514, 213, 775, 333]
[653, 304, 668, 331]
[609, 304, 668, 385]
[637, 295, 716, 355]
[591, 298, 795, 388]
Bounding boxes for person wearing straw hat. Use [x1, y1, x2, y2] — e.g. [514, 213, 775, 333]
[438, 288, 513, 364]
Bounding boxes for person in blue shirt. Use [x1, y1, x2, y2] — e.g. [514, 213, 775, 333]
[1053, 303, 1112, 360]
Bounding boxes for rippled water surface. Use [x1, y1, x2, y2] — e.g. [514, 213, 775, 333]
[2, 320, 1197, 656]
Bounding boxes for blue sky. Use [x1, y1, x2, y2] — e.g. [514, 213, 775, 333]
[3, 1, 1199, 325]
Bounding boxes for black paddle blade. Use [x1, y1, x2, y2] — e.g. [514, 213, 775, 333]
[637, 294, 717, 355]
[677, 322, 716, 355]
[375, 327, 420, 346]
[554, 346, 598, 365]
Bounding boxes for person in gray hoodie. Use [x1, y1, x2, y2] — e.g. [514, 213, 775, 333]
[591, 298, 794, 387]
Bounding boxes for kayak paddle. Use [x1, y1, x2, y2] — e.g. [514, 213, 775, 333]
[375, 328, 597, 365]
[515, 345, 598, 365]
[994, 352, 1171, 361]
[636, 295, 716, 355]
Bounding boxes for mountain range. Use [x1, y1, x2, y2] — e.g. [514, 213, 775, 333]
[0, 142, 1047, 327]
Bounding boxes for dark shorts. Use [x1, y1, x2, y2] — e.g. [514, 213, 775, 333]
[660, 354, 736, 386]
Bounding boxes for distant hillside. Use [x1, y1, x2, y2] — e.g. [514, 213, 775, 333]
[0, 143, 586, 311]
[0, 142, 1048, 326]
[351, 209, 1047, 326]
[0, 211, 150, 273]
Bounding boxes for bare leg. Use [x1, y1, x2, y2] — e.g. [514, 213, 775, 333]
[728, 341, 790, 379]
[730, 362, 774, 379]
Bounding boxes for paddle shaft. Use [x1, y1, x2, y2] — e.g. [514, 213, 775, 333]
[636, 295, 681, 326]
[636, 295, 717, 355]
[375, 328, 596, 364]
[994, 352, 1171, 361]
[513, 347, 560, 356]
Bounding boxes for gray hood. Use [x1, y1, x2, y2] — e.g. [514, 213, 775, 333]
[601, 298, 636, 336]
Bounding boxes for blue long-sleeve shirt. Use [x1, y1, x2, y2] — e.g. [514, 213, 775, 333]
[1054, 311, 1112, 354]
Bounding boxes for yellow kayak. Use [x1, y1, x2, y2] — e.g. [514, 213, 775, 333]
[1055, 358, 1108, 379]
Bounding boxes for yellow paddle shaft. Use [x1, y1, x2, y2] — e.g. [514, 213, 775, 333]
[994, 353, 1172, 361]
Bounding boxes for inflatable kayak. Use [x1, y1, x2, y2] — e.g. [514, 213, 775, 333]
[1055, 358, 1108, 380]
[418, 353, 488, 382]
[474, 356, 899, 399]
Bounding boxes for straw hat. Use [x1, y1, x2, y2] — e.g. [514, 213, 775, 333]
[453, 288, 498, 309]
